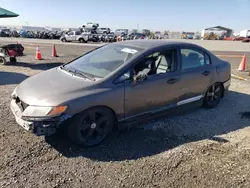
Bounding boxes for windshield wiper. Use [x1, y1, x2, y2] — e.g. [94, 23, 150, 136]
[60, 65, 75, 74]
[73, 70, 96, 81]
[60, 66, 95, 81]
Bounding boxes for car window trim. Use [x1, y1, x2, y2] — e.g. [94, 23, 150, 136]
[204, 52, 212, 65]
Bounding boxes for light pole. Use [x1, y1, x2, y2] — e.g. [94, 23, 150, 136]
[25, 21, 29, 30]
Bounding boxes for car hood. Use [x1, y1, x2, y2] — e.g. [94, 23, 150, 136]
[16, 67, 96, 106]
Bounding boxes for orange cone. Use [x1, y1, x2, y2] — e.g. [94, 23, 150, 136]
[52, 44, 58, 57]
[35, 45, 43, 60]
[117, 35, 121, 42]
[237, 54, 247, 71]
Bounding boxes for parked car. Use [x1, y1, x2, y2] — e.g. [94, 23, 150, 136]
[0, 29, 11, 37]
[129, 33, 145, 40]
[10, 40, 231, 147]
[96, 28, 110, 34]
[114, 29, 128, 36]
[82, 22, 99, 29]
[81, 28, 95, 35]
[193, 33, 201, 40]
[187, 34, 194, 39]
[155, 31, 164, 39]
[0, 30, 8, 37]
[60, 30, 88, 43]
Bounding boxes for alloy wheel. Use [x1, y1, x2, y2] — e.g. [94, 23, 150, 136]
[207, 84, 221, 102]
[78, 110, 111, 146]
[203, 83, 222, 108]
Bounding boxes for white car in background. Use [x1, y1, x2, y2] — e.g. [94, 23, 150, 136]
[82, 22, 99, 29]
[155, 31, 164, 39]
[96, 28, 110, 34]
[114, 29, 129, 36]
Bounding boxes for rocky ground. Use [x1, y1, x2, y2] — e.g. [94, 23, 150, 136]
[1, 53, 250, 188]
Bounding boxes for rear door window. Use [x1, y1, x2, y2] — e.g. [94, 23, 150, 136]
[180, 48, 210, 70]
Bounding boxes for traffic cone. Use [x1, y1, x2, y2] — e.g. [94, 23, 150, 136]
[117, 35, 121, 42]
[52, 44, 58, 57]
[35, 45, 43, 60]
[237, 54, 247, 71]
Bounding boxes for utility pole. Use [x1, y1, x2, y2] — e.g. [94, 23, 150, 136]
[25, 21, 29, 30]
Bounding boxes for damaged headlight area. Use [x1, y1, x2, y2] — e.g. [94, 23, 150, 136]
[21, 105, 68, 121]
[11, 87, 18, 99]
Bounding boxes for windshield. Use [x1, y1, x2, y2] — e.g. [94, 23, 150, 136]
[64, 44, 144, 78]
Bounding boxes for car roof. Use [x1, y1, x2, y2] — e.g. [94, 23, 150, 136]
[118, 40, 197, 50]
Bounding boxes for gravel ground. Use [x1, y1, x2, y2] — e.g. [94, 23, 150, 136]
[1, 54, 250, 188]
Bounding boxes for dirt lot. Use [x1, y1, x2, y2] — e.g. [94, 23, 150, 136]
[1, 51, 250, 188]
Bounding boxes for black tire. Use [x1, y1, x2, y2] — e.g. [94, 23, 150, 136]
[9, 57, 17, 63]
[203, 83, 223, 108]
[0, 57, 7, 65]
[61, 38, 66, 42]
[79, 38, 85, 43]
[67, 107, 115, 147]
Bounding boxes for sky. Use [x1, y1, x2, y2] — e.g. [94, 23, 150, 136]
[0, 0, 249, 32]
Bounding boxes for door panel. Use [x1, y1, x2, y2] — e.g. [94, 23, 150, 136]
[124, 72, 181, 119]
[178, 65, 214, 101]
[178, 48, 214, 102]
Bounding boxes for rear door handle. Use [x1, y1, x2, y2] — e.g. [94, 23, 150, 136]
[202, 71, 210, 76]
[167, 78, 178, 84]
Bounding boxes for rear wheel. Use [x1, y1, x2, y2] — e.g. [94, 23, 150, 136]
[67, 107, 115, 147]
[203, 83, 223, 108]
[0, 57, 7, 65]
[61, 38, 66, 42]
[79, 38, 85, 43]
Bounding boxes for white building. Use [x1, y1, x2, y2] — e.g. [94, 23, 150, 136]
[239, 30, 250, 37]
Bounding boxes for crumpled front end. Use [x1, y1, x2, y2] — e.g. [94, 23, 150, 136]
[10, 95, 71, 136]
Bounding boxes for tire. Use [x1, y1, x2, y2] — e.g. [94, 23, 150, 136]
[67, 107, 115, 147]
[203, 83, 223, 108]
[9, 57, 17, 63]
[0, 56, 7, 65]
[61, 38, 66, 42]
[79, 38, 85, 43]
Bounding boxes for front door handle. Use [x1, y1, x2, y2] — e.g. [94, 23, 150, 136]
[167, 78, 178, 84]
[202, 71, 210, 76]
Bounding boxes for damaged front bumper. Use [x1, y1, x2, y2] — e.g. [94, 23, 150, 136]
[10, 99, 71, 136]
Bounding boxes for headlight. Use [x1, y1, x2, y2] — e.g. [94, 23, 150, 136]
[22, 105, 68, 118]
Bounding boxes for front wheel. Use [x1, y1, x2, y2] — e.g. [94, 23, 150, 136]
[203, 83, 223, 108]
[9, 57, 17, 63]
[67, 107, 115, 147]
